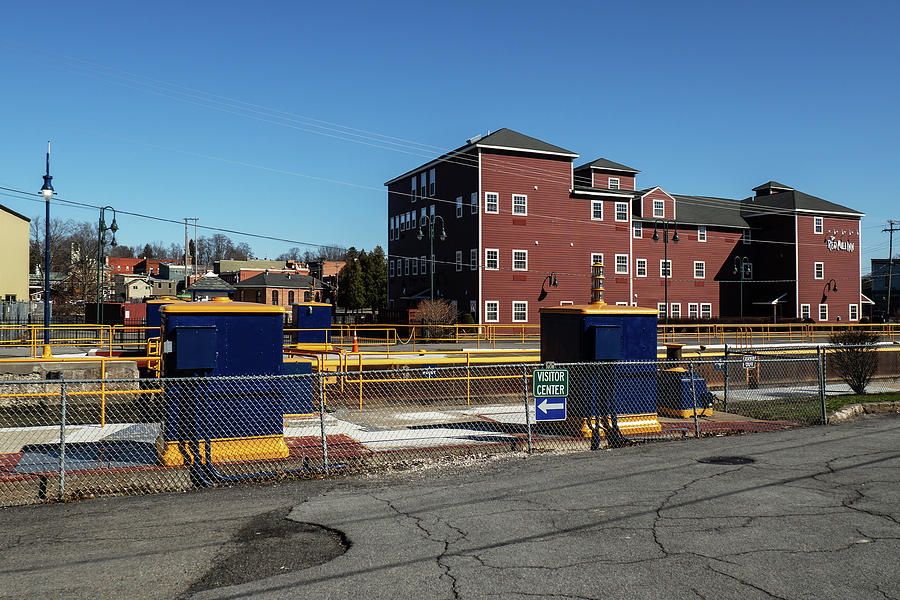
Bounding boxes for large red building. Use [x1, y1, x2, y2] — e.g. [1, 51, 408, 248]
[385, 129, 863, 324]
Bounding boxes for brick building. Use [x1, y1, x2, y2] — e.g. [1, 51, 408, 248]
[233, 272, 324, 308]
[385, 129, 863, 323]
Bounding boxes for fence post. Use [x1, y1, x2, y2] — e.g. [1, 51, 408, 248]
[689, 361, 700, 439]
[318, 373, 329, 474]
[723, 344, 729, 413]
[59, 378, 67, 500]
[522, 366, 532, 454]
[818, 346, 827, 425]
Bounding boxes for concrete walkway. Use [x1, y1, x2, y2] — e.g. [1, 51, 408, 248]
[1, 415, 898, 599]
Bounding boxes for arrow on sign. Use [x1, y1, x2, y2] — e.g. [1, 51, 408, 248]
[537, 399, 565, 414]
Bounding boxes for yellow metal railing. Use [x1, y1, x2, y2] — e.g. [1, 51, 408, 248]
[0, 355, 163, 426]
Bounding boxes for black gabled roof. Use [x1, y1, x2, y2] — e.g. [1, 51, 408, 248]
[671, 195, 749, 228]
[475, 128, 578, 156]
[744, 189, 864, 217]
[186, 274, 236, 292]
[385, 128, 577, 185]
[751, 180, 794, 193]
[234, 272, 322, 289]
[574, 157, 640, 174]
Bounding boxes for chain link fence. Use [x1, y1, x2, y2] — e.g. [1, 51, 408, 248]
[0, 353, 877, 506]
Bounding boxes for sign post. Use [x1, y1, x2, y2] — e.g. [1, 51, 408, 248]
[532, 368, 569, 421]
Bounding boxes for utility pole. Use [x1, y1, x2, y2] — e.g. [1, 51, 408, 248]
[885, 220, 899, 319]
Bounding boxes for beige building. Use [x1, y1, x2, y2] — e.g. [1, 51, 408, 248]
[0, 203, 30, 301]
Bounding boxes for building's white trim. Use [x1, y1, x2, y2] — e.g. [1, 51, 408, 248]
[476, 143, 579, 158]
[795, 214, 800, 318]
[478, 149, 483, 324]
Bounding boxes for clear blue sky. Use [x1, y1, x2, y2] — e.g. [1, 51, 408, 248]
[1, 0, 897, 272]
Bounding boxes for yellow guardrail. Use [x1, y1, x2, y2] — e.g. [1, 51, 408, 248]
[0, 355, 163, 427]
[658, 322, 900, 347]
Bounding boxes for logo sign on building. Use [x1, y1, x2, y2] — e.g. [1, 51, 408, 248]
[825, 236, 854, 253]
[533, 368, 568, 421]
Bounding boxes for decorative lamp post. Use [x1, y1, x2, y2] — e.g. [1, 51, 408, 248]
[733, 256, 751, 319]
[40, 142, 54, 355]
[96, 207, 118, 324]
[652, 219, 679, 325]
[821, 278, 838, 304]
[537, 272, 559, 302]
[416, 215, 447, 301]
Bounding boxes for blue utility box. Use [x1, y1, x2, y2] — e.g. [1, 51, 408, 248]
[658, 368, 715, 418]
[146, 297, 183, 332]
[540, 302, 660, 439]
[290, 302, 333, 349]
[158, 298, 305, 466]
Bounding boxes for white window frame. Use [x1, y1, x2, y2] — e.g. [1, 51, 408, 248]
[485, 249, 499, 270]
[633, 221, 642, 238]
[484, 301, 499, 323]
[485, 192, 499, 214]
[420, 207, 426, 227]
[688, 303, 699, 318]
[412, 257, 418, 276]
[653, 199, 664, 218]
[698, 226, 707, 242]
[657, 303, 667, 318]
[814, 216, 823, 234]
[512, 301, 528, 323]
[591, 253, 604, 268]
[428, 168, 436, 197]
[456, 196, 463, 218]
[420, 174, 426, 199]
[421, 255, 427, 275]
[455, 250, 463, 272]
[849, 304, 859, 321]
[670, 303, 681, 318]
[700, 303, 712, 319]
[636, 258, 647, 277]
[814, 262, 824, 280]
[404, 258, 410, 275]
[389, 261, 394, 277]
[591, 200, 603, 221]
[660, 259, 672, 278]
[512, 194, 527, 216]
[470, 249, 477, 271]
[615, 202, 628, 222]
[800, 304, 810, 319]
[471, 192, 478, 215]
[819, 304, 828, 321]
[693, 261, 705, 279]
[608, 177, 620, 190]
[615, 254, 628, 275]
[512, 250, 528, 271]
[411, 177, 416, 203]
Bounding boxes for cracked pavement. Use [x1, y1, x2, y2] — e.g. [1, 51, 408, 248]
[2, 415, 899, 599]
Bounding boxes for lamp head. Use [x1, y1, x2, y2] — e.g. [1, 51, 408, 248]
[672, 228, 679, 243]
[550, 272, 558, 287]
[416, 227, 424, 241]
[652, 225, 659, 242]
[439, 226, 447, 242]
[41, 175, 54, 200]
[109, 214, 118, 234]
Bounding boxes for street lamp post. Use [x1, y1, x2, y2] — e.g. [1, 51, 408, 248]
[96, 207, 118, 324]
[537, 272, 559, 302]
[40, 142, 54, 352]
[821, 278, 838, 304]
[417, 215, 447, 301]
[733, 256, 751, 319]
[652, 219, 679, 325]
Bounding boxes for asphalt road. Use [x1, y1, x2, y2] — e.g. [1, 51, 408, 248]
[1, 415, 898, 600]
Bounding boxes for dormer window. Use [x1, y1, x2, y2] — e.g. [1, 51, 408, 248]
[653, 199, 664, 218]
[608, 177, 620, 190]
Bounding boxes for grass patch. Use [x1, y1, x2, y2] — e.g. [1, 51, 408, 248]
[825, 390, 900, 413]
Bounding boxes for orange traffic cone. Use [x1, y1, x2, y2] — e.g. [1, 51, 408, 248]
[351, 330, 359, 353]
